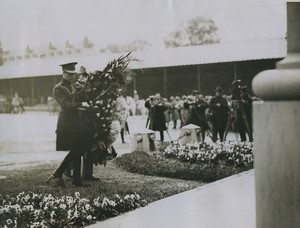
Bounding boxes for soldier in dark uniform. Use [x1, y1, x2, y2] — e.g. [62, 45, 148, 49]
[209, 87, 229, 142]
[239, 86, 253, 141]
[229, 80, 253, 142]
[63, 66, 100, 182]
[47, 62, 90, 187]
[185, 93, 210, 141]
[145, 93, 168, 142]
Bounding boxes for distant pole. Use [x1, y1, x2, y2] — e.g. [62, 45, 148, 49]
[233, 63, 237, 80]
[31, 77, 35, 105]
[163, 68, 167, 97]
[197, 65, 201, 92]
[9, 80, 13, 98]
[53, 76, 57, 88]
[133, 76, 137, 91]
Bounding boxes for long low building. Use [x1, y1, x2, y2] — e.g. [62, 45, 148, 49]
[0, 38, 286, 105]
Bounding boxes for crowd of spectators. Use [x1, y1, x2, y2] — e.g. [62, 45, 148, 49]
[0, 92, 25, 114]
[139, 84, 257, 143]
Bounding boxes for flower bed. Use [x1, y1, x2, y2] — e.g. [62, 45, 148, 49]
[0, 191, 147, 228]
[162, 141, 254, 167]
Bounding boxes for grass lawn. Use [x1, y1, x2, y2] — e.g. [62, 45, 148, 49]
[0, 150, 252, 203]
[0, 159, 202, 204]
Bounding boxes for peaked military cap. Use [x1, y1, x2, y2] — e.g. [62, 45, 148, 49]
[59, 62, 78, 74]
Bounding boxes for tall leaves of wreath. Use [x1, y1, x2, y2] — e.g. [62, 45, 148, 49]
[75, 53, 137, 166]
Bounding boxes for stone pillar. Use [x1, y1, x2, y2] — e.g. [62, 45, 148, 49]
[132, 128, 157, 153]
[179, 124, 201, 145]
[252, 69, 300, 228]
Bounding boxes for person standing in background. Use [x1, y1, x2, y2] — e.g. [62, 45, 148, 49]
[209, 87, 229, 143]
[179, 95, 189, 127]
[186, 94, 210, 141]
[133, 90, 139, 115]
[145, 93, 168, 142]
[239, 86, 254, 142]
[116, 88, 130, 144]
[11, 92, 21, 114]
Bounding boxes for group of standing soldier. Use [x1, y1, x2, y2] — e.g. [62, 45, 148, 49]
[145, 83, 254, 143]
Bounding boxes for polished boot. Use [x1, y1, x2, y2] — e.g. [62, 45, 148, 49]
[82, 157, 100, 181]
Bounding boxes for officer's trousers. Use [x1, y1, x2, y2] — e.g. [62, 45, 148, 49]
[53, 150, 82, 185]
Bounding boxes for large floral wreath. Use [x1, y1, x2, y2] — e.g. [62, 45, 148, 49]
[75, 53, 137, 166]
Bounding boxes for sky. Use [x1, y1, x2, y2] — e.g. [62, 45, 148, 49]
[0, 0, 286, 51]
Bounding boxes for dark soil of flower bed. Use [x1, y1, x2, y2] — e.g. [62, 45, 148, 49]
[114, 151, 253, 182]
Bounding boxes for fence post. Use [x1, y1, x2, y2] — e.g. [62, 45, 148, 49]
[252, 69, 300, 228]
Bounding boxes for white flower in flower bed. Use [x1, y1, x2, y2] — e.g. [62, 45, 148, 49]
[162, 140, 253, 167]
[0, 191, 147, 227]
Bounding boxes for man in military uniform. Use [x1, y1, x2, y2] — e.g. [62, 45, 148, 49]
[47, 62, 90, 187]
[185, 93, 210, 141]
[239, 86, 253, 141]
[62, 65, 101, 182]
[145, 93, 168, 142]
[208, 87, 229, 142]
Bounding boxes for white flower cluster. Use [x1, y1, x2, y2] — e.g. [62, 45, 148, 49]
[0, 191, 147, 227]
[108, 120, 121, 144]
[163, 141, 254, 167]
[92, 193, 146, 220]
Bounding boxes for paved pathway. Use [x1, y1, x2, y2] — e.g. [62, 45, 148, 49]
[0, 112, 238, 170]
[89, 170, 255, 228]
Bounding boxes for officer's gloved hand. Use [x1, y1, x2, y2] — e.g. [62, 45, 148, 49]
[82, 102, 90, 107]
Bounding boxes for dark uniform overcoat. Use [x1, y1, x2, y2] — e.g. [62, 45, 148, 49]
[53, 79, 83, 151]
[209, 95, 229, 141]
[186, 99, 209, 130]
[145, 100, 168, 132]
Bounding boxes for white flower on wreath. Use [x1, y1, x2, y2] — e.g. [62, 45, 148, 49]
[6, 219, 13, 225]
[59, 204, 67, 210]
[108, 120, 121, 143]
[85, 204, 91, 210]
[135, 193, 141, 200]
[75, 192, 80, 198]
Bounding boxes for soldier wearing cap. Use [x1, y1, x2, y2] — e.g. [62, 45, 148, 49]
[239, 86, 253, 141]
[145, 93, 168, 142]
[47, 62, 90, 187]
[60, 65, 101, 182]
[185, 93, 210, 141]
[208, 87, 229, 142]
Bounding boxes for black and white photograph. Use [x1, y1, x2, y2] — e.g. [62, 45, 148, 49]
[0, 0, 299, 227]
